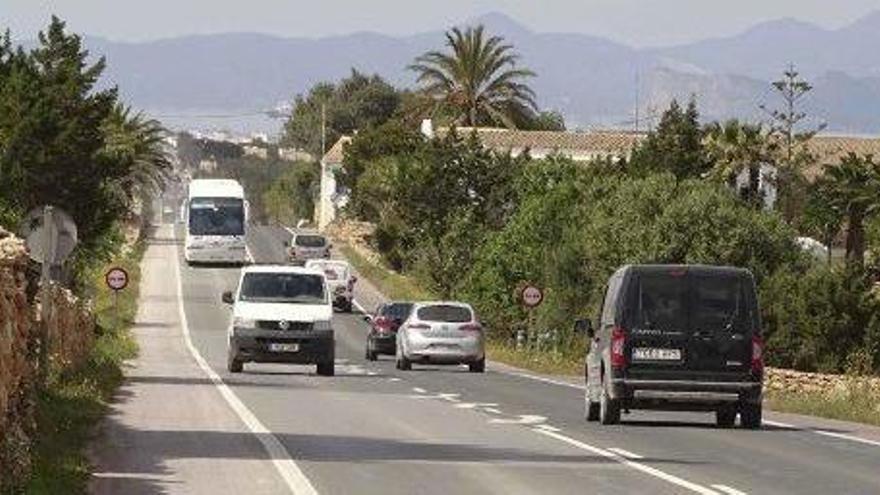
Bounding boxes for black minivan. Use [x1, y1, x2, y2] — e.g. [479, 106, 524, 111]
[578, 265, 764, 428]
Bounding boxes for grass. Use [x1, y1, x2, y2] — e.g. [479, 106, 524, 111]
[339, 244, 435, 301]
[25, 242, 143, 494]
[486, 341, 583, 376]
[765, 383, 880, 427]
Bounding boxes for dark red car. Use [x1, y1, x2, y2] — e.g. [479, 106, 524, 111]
[365, 302, 413, 361]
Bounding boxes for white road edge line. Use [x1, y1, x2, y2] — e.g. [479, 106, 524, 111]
[765, 420, 880, 448]
[173, 229, 319, 495]
[412, 387, 427, 393]
[503, 371, 585, 391]
[813, 429, 880, 448]
[711, 484, 749, 495]
[532, 428, 720, 495]
[607, 447, 644, 460]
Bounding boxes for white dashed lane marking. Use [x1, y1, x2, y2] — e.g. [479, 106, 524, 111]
[607, 447, 644, 460]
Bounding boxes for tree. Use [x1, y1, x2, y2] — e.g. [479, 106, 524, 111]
[409, 25, 537, 129]
[0, 17, 120, 250]
[100, 105, 172, 202]
[815, 153, 880, 267]
[282, 70, 401, 157]
[527, 110, 566, 131]
[704, 120, 777, 208]
[760, 65, 827, 224]
[629, 99, 709, 180]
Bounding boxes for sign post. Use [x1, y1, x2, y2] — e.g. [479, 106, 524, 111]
[519, 284, 544, 350]
[105, 267, 129, 329]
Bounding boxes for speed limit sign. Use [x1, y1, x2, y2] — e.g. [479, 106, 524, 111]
[521, 285, 543, 308]
[105, 267, 129, 291]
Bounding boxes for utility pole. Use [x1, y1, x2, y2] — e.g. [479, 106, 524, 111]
[634, 70, 640, 133]
[321, 102, 327, 157]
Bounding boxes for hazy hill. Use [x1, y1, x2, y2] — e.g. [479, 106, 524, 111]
[82, 11, 880, 133]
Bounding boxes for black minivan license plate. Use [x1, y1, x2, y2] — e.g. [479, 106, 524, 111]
[632, 347, 681, 362]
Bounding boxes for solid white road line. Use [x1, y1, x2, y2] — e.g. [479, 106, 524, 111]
[173, 231, 319, 495]
[607, 447, 644, 460]
[484, 408, 503, 415]
[489, 415, 547, 426]
[533, 428, 721, 495]
[503, 371, 585, 391]
[711, 484, 749, 495]
[813, 429, 880, 448]
[765, 420, 880, 448]
[412, 387, 427, 393]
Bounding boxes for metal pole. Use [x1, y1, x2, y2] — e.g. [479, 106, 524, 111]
[39, 205, 56, 385]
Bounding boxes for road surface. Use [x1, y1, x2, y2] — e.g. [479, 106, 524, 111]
[91, 216, 880, 495]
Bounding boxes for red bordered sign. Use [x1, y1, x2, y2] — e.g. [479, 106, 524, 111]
[105, 267, 129, 291]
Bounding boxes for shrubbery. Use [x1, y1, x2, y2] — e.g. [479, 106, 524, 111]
[342, 124, 880, 374]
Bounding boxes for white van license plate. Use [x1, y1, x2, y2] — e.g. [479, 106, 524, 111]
[269, 343, 299, 353]
[633, 348, 681, 361]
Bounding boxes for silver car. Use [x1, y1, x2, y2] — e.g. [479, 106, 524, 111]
[396, 302, 485, 372]
[286, 232, 331, 265]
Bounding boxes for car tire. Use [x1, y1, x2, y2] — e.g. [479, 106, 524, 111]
[740, 402, 762, 429]
[365, 343, 377, 361]
[227, 351, 243, 374]
[585, 388, 601, 422]
[316, 360, 335, 376]
[716, 406, 737, 428]
[599, 375, 621, 425]
[468, 358, 485, 373]
[398, 354, 412, 371]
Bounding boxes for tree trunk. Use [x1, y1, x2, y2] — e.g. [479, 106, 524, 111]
[845, 207, 866, 267]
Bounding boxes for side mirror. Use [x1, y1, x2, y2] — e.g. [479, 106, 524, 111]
[283, 240, 290, 247]
[221, 291, 234, 304]
[351, 275, 358, 283]
[574, 318, 594, 338]
[363, 314, 373, 322]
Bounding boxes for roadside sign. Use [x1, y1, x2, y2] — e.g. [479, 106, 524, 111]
[521, 285, 544, 308]
[20, 206, 78, 265]
[105, 267, 129, 291]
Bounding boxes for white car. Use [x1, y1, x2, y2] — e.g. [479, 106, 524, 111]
[396, 301, 485, 372]
[222, 265, 335, 376]
[285, 232, 331, 265]
[304, 259, 357, 312]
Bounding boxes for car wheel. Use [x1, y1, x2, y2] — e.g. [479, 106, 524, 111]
[398, 354, 412, 371]
[316, 360, 335, 376]
[365, 343, 377, 361]
[599, 375, 621, 425]
[227, 350, 243, 374]
[740, 402, 762, 429]
[716, 405, 737, 428]
[585, 387, 601, 422]
[468, 358, 485, 373]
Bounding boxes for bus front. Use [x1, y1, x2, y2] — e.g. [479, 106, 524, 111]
[185, 196, 248, 264]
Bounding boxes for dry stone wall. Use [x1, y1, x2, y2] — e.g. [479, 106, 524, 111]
[0, 227, 95, 491]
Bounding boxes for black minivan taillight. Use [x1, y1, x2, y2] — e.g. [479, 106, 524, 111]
[751, 335, 764, 375]
[610, 326, 627, 369]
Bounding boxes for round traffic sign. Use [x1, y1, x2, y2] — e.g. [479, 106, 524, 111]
[521, 285, 544, 308]
[105, 267, 129, 291]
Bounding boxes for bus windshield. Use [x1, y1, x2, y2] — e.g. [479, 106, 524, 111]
[188, 197, 244, 236]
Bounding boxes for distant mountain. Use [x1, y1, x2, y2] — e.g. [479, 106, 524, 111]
[82, 11, 880, 134]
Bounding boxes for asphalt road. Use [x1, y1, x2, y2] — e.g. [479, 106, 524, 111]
[95, 205, 880, 495]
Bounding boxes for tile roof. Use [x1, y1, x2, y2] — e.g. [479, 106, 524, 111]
[321, 136, 352, 165]
[444, 127, 645, 157]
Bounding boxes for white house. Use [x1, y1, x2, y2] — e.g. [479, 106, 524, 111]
[317, 136, 351, 230]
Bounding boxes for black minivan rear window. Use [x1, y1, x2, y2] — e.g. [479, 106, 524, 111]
[630, 271, 755, 334]
[635, 274, 688, 330]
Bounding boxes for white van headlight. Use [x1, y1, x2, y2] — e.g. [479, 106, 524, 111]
[233, 317, 257, 328]
[313, 320, 332, 331]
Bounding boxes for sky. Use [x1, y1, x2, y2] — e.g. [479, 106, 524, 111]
[2, 0, 879, 47]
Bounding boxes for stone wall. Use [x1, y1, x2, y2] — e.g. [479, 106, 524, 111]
[0, 228, 36, 488]
[0, 227, 95, 491]
[765, 367, 880, 396]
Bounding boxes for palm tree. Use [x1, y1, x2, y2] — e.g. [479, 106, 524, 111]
[408, 25, 537, 128]
[817, 153, 880, 266]
[101, 105, 171, 201]
[704, 120, 777, 208]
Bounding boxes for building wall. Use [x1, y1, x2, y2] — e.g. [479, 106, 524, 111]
[318, 161, 338, 230]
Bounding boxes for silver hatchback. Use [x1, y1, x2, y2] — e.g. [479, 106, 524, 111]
[396, 302, 485, 373]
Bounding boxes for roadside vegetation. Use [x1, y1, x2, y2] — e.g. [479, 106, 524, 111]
[26, 244, 143, 494]
[0, 17, 168, 493]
